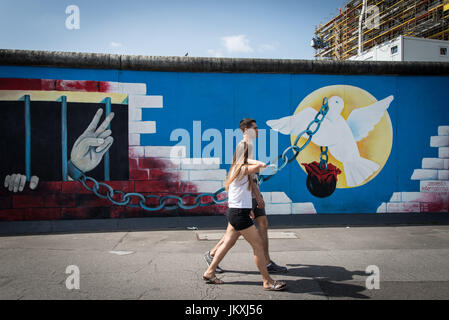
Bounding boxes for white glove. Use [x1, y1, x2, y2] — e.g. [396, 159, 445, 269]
[4, 174, 39, 192]
[70, 108, 115, 173]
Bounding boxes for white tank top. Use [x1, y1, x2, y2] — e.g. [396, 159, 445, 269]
[227, 167, 252, 209]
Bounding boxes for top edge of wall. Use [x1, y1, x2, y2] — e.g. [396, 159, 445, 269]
[1, 49, 449, 75]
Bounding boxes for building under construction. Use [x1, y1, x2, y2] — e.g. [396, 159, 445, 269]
[312, 0, 449, 60]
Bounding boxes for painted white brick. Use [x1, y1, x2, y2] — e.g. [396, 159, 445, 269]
[158, 159, 181, 170]
[128, 134, 140, 146]
[401, 192, 444, 203]
[438, 170, 449, 180]
[265, 203, 292, 215]
[389, 192, 402, 202]
[292, 203, 316, 214]
[271, 192, 292, 203]
[411, 169, 438, 180]
[376, 203, 387, 213]
[420, 180, 449, 193]
[129, 146, 144, 158]
[144, 146, 186, 159]
[431, 136, 449, 147]
[439, 147, 449, 158]
[387, 202, 420, 213]
[129, 95, 163, 109]
[260, 192, 271, 202]
[128, 107, 142, 121]
[438, 126, 449, 136]
[129, 121, 156, 134]
[189, 169, 227, 181]
[445, 160, 449, 170]
[422, 158, 445, 169]
[181, 158, 221, 170]
[119, 82, 146, 95]
[166, 169, 189, 180]
[191, 181, 224, 193]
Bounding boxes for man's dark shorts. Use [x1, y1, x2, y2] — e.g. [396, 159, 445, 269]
[252, 198, 266, 218]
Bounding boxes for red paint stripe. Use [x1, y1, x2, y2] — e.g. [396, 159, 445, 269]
[56, 80, 100, 92]
[41, 79, 57, 91]
[99, 81, 113, 92]
[0, 78, 43, 90]
[0, 78, 116, 92]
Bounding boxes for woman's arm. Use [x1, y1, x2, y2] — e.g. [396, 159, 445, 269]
[246, 162, 267, 175]
[247, 159, 266, 166]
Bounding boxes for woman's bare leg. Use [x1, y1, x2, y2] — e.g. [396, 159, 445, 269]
[239, 225, 285, 289]
[203, 223, 239, 280]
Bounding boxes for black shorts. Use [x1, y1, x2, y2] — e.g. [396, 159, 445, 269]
[252, 198, 266, 218]
[226, 208, 254, 231]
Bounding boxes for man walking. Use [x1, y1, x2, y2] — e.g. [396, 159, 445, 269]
[204, 118, 287, 274]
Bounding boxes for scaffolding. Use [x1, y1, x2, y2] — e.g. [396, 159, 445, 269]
[314, 0, 449, 60]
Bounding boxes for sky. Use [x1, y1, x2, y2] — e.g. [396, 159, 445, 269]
[0, 0, 348, 60]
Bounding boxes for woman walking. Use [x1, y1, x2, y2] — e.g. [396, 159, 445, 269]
[202, 126, 286, 291]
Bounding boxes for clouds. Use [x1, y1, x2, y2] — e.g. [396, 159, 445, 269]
[207, 34, 277, 58]
[222, 34, 253, 53]
[108, 41, 128, 53]
[109, 41, 123, 48]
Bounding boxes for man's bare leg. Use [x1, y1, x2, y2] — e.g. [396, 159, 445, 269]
[255, 215, 270, 263]
[203, 223, 239, 281]
[210, 236, 225, 257]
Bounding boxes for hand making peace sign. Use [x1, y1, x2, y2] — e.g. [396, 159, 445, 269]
[70, 108, 115, 174]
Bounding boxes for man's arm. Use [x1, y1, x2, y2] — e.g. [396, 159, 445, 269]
[251, 177, 265, 209]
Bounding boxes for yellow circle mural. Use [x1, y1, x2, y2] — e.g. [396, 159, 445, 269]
[289, 85, 393, 188]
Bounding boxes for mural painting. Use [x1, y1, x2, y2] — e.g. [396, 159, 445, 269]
[0, 72, 447, 221]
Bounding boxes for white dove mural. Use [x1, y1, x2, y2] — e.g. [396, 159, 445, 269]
[267, 95, 395, 187]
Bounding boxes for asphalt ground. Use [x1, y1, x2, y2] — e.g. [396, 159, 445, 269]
[1, 224, 449, 300]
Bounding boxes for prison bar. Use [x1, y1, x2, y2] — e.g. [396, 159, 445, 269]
[15, 95, 113, 181]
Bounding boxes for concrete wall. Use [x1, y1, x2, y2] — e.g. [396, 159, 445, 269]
[0, 49, 448, 221]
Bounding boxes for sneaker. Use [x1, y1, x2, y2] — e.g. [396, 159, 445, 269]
[267, 260, 287, 273]
[204, 251, 224, 273]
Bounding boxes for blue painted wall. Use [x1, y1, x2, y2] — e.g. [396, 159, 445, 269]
[1, 65, 448, 213]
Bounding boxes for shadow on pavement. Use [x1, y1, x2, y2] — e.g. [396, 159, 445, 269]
[222, 263, 370, 299]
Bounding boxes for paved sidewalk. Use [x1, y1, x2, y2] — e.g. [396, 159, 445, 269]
[1, 225, 449, 300]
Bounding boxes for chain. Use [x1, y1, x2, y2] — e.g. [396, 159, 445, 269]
[320, 146, 329, 170]
[72, 97, 330, 211]
[258, 97, 329, 184]
[77, 175, 227, 212]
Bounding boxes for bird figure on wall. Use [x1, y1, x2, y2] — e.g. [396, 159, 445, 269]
[267, 95, 394, 187]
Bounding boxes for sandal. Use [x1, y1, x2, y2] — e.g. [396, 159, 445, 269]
[203, 275, 224, 284]
[263, 280, 286, 291]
